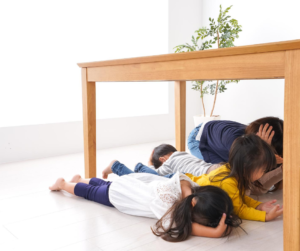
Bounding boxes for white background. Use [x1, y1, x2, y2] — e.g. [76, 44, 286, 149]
[0, 0, 168, 127]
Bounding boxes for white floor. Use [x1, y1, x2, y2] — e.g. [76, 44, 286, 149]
[0, 140, 283, 251]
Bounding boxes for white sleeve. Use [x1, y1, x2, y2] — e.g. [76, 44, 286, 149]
[150, 172, 182, 219]
[179, 173, 199, 188]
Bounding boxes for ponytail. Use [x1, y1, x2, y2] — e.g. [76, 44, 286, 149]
[151, 194, 196, 242]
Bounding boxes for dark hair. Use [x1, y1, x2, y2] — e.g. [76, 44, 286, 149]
[212, 134, 277, 201]
[152, 186, 242, 242]
[151, 144, 177, 168]
[245, 116, 283, 156]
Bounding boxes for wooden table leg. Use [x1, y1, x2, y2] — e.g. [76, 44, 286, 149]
[82, 68, 96, 178]
[175, 81, 186, 151]
[283, 50, 300, 251]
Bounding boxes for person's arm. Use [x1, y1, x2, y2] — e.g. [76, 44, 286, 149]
[223, 182, 266, 222]
[244, 195, 262, 208]
[245, 196, 283, 221]
[256, 124, 275, 145]
[180, 180, 192, 199]
[156, 153, 177, 175]
[148, 150, 154, 166]
[192, 213, 227, 238]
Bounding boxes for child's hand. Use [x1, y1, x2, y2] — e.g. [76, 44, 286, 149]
[256, 124, 275, 145]
[256, 200, 279, 213]
[214, 213, 228, 237]
[275, 155, 283, 165]
[148, 150, 154, 166]
[191, 213, 228, 238]
[265, 204, 283, 221]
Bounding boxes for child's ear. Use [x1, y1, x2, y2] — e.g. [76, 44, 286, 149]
[159, 156, 166, 163]
[191, 197, 197, 207]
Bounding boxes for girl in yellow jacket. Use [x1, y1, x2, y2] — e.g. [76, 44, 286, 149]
[186, 134, 283, 222]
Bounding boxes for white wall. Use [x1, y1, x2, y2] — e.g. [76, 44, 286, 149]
[201, 0, 300, 124]
[0, 1, 203, 164]
[0, 1, 169, 127]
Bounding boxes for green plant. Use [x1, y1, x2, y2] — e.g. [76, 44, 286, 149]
[174, 5, 242, 117]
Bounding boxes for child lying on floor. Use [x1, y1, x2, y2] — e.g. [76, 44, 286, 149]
[49, 173, 241, 241]
[103, 141, 282, 195]
[102, 144, 220, 178]
[103, 134, 283, 222]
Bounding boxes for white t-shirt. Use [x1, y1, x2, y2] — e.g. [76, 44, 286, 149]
[108, 172, 198, 220]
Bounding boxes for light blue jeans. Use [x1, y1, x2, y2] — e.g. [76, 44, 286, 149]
[187, 123, 204, 160]
[111, 161, 175, 178]
[134, 163, 175, 178]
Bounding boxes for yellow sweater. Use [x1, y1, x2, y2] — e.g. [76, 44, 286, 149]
[186, 165, 266, 222]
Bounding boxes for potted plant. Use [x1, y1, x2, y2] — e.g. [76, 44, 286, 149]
[174, 5, 242, 126]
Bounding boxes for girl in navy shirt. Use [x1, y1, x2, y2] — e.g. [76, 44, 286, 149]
[188, 117, 284, 193]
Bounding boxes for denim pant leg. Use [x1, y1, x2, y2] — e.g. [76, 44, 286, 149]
[134, 163, 159, 175]
[111, 161, 134, 176]
[187, 123, 204, 160]
[164, 173, 175, 178]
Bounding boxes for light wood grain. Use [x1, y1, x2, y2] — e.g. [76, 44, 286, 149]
[82, 68, 96, 178]
[78, 39, 300, 68]
[175, 81, 186, 151]
[87, 51, 285, 82]
[283, 49, 300, 251]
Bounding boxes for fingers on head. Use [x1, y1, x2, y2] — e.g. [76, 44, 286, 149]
[263, 123, 269, 132]
[220, 213, 226, 224]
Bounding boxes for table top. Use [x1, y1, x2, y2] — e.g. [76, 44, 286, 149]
[78, 39, 300, 68]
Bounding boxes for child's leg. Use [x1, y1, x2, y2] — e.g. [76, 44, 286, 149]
[49, 178, 76, 194]
[70, 174, 90, 184]
[102, 160, 134, 179]
[49, 177, 114, 207]
[134, 163, 159, 175]
[164, 173, 176, 178]
[74, 178, 114, 207]
[187, 124, 204, 159]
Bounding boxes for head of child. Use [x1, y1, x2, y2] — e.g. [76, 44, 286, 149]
[227, 134, 277, 196]
[151, 144, 177, 168]
[152, 186, 242, 242]
[245, 116, 283, 157]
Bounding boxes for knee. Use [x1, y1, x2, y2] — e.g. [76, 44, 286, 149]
[134, 163, 143, 172]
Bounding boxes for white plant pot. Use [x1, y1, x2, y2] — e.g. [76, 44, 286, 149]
[193, 115, 221, 127]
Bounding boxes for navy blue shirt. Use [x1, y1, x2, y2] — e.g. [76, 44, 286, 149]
[199, 120, 246, 164]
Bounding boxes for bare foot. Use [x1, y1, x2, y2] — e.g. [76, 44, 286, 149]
[70, 174, 82, 183]
[102, 160, 117, 179]
[49, 178, 65, 191]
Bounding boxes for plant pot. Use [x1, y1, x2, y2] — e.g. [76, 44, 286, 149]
[193, 115, 221, 127]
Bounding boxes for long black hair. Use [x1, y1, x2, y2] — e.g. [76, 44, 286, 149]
[151, 144, 177, 168]
[211, 134, 277, 201]
[245, 116, 283, 156]
[152, 186, 242, 242]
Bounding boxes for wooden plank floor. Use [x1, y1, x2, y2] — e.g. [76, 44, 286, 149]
[0, 141, 283, 251]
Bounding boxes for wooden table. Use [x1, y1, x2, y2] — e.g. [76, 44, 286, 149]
[78, 39, 300, 250]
